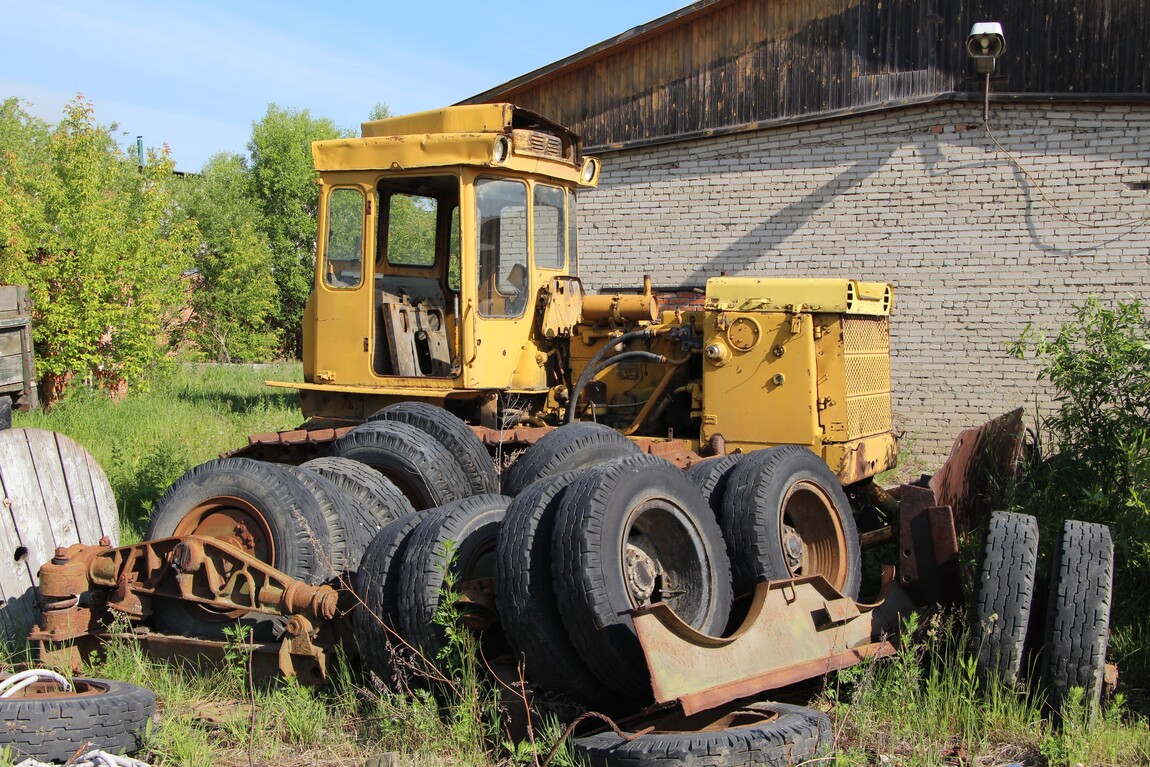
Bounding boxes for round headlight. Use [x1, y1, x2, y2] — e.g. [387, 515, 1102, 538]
[580, 158, 599, 183]
[492, 135, 510, 164]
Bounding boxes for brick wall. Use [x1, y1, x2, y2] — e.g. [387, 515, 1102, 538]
[575, 102, 1150, 463]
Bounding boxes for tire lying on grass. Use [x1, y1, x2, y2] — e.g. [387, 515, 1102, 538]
[1043, 519, 1114, 713]
[721, 446, 861, 600]
[397, 494, 512, 668]
[145, 457, 335, 640]
[573, 700, 832, 767]
[552, 454, 732, 697]
[328, 421, 471, 510]
[367, 402, 498, 496]
[495, 470, 614, 706]
[972, 510, 1039, 688]
[501, 421, 641, 497]
[0, 677, 155, 763]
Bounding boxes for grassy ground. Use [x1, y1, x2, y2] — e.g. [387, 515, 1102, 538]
[6, 363, 1150, 766]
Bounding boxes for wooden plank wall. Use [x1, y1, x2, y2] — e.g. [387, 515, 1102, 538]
[481, 0, 1148, 149]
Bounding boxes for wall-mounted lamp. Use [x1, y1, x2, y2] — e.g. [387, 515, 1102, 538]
[966, 22, 1006, 74]
[967, 22, 1005, 124]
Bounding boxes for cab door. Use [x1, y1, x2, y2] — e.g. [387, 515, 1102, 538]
[308, 184, 374, 386]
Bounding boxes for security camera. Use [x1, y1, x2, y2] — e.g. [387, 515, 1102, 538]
[966, 22, 1005, 74]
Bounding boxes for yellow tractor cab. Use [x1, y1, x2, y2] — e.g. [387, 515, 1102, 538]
[271, 104, 600, 423]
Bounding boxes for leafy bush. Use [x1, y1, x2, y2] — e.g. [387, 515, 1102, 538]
[1007, 297, 1150, 602]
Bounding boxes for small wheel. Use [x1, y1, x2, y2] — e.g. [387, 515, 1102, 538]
[328, 421, 471, 510]
[396, 494, 512, 667]
[1043, 519, 1114, 713]
[552, 454, 732, 696]
[495, 470, 613, 706]
[353, 513, 425, 687]
[721, 446, 861, 599]
[0, 676, 155, 763]
[972, 510, 1039, 688]
[145, 458, 334, 639]
[573, 700, 832, 767]
[501, 422, 641, 496]
[368, 402, 497, 496]
[685, 453, 745, 517]
[301, 455, 416, 528]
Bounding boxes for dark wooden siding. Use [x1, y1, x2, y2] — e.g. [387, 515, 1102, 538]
[467, 0, 1149, 149]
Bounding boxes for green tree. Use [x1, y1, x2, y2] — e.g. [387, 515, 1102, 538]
[0, 96, 195, 400]
[247, 104, 346, 357]
[174, 152, 278, 362]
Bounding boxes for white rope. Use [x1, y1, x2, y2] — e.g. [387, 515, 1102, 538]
[0, 669, 73, 698]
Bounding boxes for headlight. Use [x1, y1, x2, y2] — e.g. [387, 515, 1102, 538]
[492, 135, 510, 164]
[580, 158, 599, 183]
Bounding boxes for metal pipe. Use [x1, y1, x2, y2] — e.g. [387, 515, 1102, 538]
[621, 354, 692, 436]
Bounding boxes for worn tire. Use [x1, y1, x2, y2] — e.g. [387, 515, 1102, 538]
[145, 457, 334, 639]
[501, 422, 641, 497]
[972, 510, 1039, 688]
[721, 446, 861, 599]
[0, 395, 11, 431]
[328, 421, 471, 510]
[573, 701, 832, 767]
[0, 677, 155, 763]
[685, 453, 745, 518]
[495, 470, 613, 705]
[397, 494, 511, 666]
[277, 463, 363, 575]
[552, 454, 732, 696]
[302, 455, 416, 529]
[1042, 519, 1114, 713]
[353, 513, 426, 686]
[368, 402, 497, 496]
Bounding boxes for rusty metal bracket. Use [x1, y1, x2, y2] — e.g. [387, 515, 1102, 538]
[633, 575, 916, 715]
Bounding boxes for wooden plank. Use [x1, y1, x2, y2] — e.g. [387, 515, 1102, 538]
[0, 331, 21, 357]
[25, 430, 78, 548]
[0, 355, 23, 388]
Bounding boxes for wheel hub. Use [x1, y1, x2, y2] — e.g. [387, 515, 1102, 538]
[782, 525, 804, 572]
[625, 543, 660, 605]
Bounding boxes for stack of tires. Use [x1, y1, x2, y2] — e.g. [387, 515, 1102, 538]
[148, 415, 866, 767]
[972, 510, 1114, 713]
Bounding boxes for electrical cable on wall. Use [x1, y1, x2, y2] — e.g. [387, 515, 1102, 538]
[969, 24, 1149, 232]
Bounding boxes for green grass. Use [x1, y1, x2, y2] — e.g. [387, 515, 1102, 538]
[7, 363, 1150, 766]
[13, 362, 303, 539]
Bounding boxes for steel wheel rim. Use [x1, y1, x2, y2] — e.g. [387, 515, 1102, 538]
[622, 496, 712, 629]
[778, 480, 848, 591]
[170, 496, 276, 620]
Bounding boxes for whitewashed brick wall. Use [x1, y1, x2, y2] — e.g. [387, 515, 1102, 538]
[576, 102, 1150, 463]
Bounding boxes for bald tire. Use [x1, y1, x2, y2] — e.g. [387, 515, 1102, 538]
[501, 422, 641, 497]
[721, 446, 861, 599]
[494, 470, 614, 706]
[353, 513, 425, 686]
[573, 701, 832, 767]
[972, 511, 1039, 688]
[145, 458, 334, 640]
[1043, 520, 1114, 713]
[368, 402, 497, 496]
[685, 453, 745, 518]
[397, 494, 512, 668]
[302, 455, 416, 528]
[328, 421, 470, 510]
[552, 454, 732, 697]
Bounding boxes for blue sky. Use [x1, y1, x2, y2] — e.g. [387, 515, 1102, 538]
[2, 1, 688, 172]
